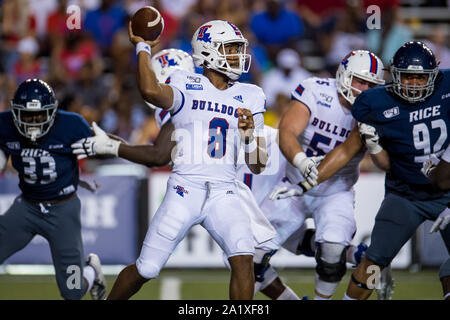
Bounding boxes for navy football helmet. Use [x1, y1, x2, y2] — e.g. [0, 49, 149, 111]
[11, 79, 58, 141]
[390, 41, 439, 103]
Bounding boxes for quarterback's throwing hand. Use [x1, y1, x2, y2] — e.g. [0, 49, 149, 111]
[430, 207, 450, 233]
[71, 122, 121, 159]
[128, 21, 160, 48]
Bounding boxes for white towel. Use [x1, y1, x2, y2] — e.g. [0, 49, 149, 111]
[235, 180, 277, 245]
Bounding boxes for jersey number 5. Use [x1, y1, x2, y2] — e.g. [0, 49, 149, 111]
[306, 132, 343, 156]
[413, 120, 447, 163]
[208, 117, 229, 158]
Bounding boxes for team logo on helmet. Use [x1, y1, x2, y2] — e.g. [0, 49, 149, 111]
[157, 53, 179, 68]
[197, 25, 212, 43]
[341, 51, 356, 70]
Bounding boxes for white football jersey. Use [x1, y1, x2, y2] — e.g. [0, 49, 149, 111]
[286, 77, 365, 196]
[155, 107, 171, 129]
[237, 125, 287, 205]
[167, 70, 266, 182]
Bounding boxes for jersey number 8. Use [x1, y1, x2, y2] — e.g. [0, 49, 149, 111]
[208, 117, 229, 158]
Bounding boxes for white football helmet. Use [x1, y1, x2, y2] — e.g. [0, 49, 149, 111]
[191, 20, 251, 81]
[336, 50, 385, 104]
[146, 48, 195, 109]
[151, 48, 195, 83]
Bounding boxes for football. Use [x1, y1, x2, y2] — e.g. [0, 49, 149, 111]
[131, 6, 164, 42]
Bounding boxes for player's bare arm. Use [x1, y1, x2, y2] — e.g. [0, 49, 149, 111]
[357, 122, 390, 172]
[279, 99, 323, 186]
[118, 122, 175, 167]
[73, 122, 176, 168]
[128, 22, 174, 109]
[368, 149, 390, 172]
[238, 108, 267, 174]
[429, 159, 450, 190]
[315, 127, 363, 183]
[278, 100, 310, 162]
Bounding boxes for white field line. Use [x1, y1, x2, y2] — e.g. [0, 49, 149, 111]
[160, 276, 181, 300]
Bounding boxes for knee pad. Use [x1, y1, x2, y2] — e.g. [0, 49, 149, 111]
[253, 249, 277, 283]
[315, 243, 347, 282]
[136, 258, 161, 279]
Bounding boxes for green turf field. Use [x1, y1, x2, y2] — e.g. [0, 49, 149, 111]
[0, 268, 444, 300]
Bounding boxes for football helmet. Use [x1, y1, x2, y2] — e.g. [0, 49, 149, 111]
[11, 79, 58, 141]
[336, 50, 385, 104]
[191, 20, 251, 81]
[151, 48, 195, 83]
[390, 41, 439, 103]
[146, 48, 195, 109]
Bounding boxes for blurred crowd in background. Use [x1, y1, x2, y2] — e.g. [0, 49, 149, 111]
[0, 0, 449, 172]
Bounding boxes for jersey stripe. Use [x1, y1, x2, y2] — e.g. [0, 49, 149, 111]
[369, 52, 377, 74]
[171, 89, 185, 117]
[243, 173, 253, 189]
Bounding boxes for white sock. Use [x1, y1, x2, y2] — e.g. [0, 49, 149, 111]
[314, 273, 339, 300]
[444, 292, 450, 300]
[343, 293, 357, 300]
[277, 286, 300, 300]
[83, 265, 96, 292]
[346, 246, 357, 265]
[314, 293, 332, 300]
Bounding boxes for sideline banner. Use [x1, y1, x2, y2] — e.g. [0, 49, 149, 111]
[0, 175, 140, 265]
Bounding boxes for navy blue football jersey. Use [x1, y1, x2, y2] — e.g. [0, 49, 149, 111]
[352, 69, 450, 200]
[0, 110, 92, 201]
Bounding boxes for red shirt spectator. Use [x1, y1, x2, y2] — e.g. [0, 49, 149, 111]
[58, 37, 99, 80]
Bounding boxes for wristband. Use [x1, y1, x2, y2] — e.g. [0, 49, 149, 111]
[292, 152, 307, 169]
[367, 143, 383, 155]
[244, 139, 257, 153]
[299, 181, 313, 193]
[136, 42, 151, 56]
[110, 139, 121, 157]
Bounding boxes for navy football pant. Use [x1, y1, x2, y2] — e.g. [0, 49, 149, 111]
[0, 195, 88, 299]
[366, 192, 450, 278]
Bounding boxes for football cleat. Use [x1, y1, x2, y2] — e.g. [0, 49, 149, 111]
[86, 253, 107, 300]
[376, 264, 395, 300]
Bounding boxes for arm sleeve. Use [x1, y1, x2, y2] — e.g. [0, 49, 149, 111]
[155, 107, 172, 129]
[290, 80, 317, 116]
[165, 70, 186, 116]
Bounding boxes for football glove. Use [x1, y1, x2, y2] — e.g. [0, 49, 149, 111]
[421, 154, 440, 178]
[269, 185, 303, 200]
[269, 181, 313, 200]
[292, 152, 324, 187]
[430, 207, 450, 233]
[71, 122, 121, 159]
[358, 122, 383, 154]
[0, 149, 6, 171]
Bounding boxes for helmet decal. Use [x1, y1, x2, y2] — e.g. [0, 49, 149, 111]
[197, 25, 212, 43]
